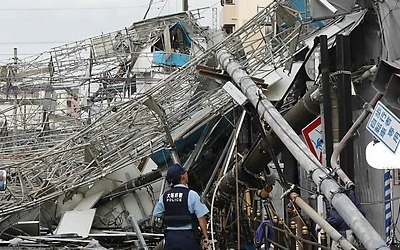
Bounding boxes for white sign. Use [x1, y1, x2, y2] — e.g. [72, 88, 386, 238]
[366, 101, 400, 153]
[366, 141, 400, 169]
[302, 116, 323, 162]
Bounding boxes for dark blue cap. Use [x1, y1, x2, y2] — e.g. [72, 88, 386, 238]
[166, 164, 186, 183]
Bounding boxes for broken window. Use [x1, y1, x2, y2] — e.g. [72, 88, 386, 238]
[223, 24, 235, 35]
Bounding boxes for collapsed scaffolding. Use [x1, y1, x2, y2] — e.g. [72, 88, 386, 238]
[0, 0, 388, 249]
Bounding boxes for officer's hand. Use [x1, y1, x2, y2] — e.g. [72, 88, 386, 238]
[202, 238, 209, 249]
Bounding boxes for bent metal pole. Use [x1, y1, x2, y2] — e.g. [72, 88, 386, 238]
[216, 49, 388, 250]
[289, 192, 355, 250]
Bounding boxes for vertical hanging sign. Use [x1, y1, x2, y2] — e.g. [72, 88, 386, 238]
[366, 101, 400, 153]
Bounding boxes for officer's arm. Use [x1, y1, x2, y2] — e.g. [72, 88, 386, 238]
[198, 216, 209, 248]
[152, 199, 165, 217]
[198, 216, 208, 238]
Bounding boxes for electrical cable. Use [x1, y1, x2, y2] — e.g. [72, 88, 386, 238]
[210, 171, 231, 250]
[0, 6, 148, 11]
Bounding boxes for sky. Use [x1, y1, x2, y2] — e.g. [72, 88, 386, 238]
[0, 0, 221, 63]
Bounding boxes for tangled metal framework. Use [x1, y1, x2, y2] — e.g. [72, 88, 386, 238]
[0, 11, 230, 217]
[0, 0, 342, 224]
[0, 11, 210, 159]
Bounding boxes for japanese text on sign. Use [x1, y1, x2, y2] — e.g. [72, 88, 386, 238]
[366, 101, 400, 153]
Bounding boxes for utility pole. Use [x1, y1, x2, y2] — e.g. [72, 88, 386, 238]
[335, 34, 354, 181]
[183, 0, 188, 11]
[12, 48, 18, 135]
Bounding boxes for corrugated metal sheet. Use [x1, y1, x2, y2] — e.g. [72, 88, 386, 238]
[375, 0, 400, 61]
[354, 108, 386, 238]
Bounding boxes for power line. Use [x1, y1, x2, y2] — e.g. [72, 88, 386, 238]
[0, 53, 34, 55]
[0, 6, 148, 11]
[0, 42, 71, 45]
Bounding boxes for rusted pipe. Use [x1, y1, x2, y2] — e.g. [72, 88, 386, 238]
[330, 93, 383, 189]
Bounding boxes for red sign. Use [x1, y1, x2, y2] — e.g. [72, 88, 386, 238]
[301, 116, 323, 162]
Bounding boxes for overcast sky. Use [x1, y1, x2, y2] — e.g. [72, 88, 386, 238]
[0, 0, 221, 62]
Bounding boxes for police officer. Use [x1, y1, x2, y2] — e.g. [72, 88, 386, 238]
[153, 164, 210, 250]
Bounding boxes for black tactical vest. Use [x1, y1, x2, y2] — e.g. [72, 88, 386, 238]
[163, 186, 196, 228]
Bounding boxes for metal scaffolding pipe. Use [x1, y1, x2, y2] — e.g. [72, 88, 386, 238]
[216, 49, 388, 250]
[289, 192, 355, 250]
[330, 93, 383, 188]
[217, 76, 320, 198]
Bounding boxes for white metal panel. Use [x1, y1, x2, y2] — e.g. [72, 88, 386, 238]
[55, 209, 96, 238]
[74, 191, 104, 211]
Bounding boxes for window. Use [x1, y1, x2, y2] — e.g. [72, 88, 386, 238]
[221, 0, 234, 5]
[394, 170, 400, 185]
[222, 24, 235, 35]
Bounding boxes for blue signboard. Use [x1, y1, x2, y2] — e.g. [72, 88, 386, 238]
[366, 101, 400, 153]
